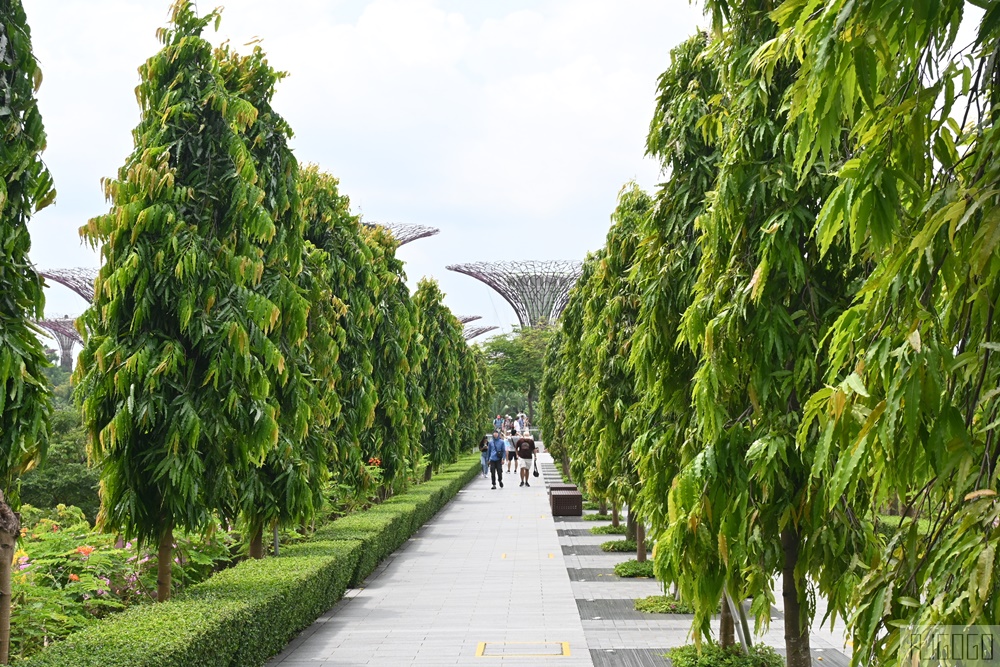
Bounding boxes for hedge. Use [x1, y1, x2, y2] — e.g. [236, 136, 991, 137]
[22, 454, 480, 667]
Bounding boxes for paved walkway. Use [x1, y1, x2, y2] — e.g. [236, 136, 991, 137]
[268, 452, 852, 667]
[267, 453, 593, 666]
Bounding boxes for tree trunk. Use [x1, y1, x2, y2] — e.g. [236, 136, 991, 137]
[0, 493, 20, 665]
[423, 462, 433, 482]
[527, 385, 535, 425]
[781, 526, 811, 667]
[611, 505, 620, 528]
[625, 511, 636, 540]
[157, 526, 173, 602]
[272, 523, 280, 557]
[249, 526, 264, 559]
[560, 453, 571, 480]
[635, 520, 647, 563]
[719, 591, 735, 648]
[598, 499, 608, 516]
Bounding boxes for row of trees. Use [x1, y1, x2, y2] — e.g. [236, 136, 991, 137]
[0, 5, 490, 656]
[541, 2, 1000, 666]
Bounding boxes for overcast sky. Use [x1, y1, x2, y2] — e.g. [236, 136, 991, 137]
[26, 0, 705, 340]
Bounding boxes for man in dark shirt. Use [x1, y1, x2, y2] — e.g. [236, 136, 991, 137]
[514, 432, 536, 487]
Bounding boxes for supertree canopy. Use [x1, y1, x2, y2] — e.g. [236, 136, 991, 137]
[456, 314, 481, 324]
[446, 260, 583, 328]
[363, 222, 439, 246]
[38, 267, 99, 302]
[463, 324, 498, 341]
[35, 317, 82, 371]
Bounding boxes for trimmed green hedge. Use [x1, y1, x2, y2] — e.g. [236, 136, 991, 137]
[20, 540, 363, 667]
[23, 454, 480, 667]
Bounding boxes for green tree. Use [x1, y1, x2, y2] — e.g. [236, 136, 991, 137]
[677, 3, 872, 663]
[457, 344, 491, 452]
[481, 326, 553, 424]
[547, 254, 603, 488]
[217, 44, 324, 559]
[76, 2, 286, 600]
[628, 30, 730, 643]
[21, 407, 100, 522]
[538, 331, 569, 475]
[363, 228, 427, 491]
[0, 0, 56, 656]
[413, 278, 463, 477]
[769, 0, 1000, 661]
[585, 184, 653, 558]
[299, 167, 379, 497]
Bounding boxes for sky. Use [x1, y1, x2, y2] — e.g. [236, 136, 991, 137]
[25, 0, 706, 341]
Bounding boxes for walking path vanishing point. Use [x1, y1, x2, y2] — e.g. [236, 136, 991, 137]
[268, 450, 853, 667]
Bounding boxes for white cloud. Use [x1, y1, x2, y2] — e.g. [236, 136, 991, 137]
[25, 0, 705, 331]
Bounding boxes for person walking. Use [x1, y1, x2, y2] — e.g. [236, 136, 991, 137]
[504, 431, 517, 473]
[493, 414, 504, 433]
[478, 435, 490, 479]
[487, 431, 506, 489]
[515, 432, 537, 487]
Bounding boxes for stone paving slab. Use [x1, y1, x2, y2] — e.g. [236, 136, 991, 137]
[564, 555, 650, 569]
[573, 580, 665, 600]
[267, 453, 594, 667]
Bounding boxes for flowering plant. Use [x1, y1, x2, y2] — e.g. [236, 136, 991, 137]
[9, 505, 236, 661]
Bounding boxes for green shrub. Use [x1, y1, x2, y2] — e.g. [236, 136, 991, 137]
[582, 513, 612, 521]
[22, 454, 480, 666]
[601, 539, 653, 552]
[582, 501, 601, 510]
[313, 511, 406, 586]
[614, 559, 655, 578]
[21, 541, 362, 667]
[20, 408, 100, 522]
[668, 643, 783, 667]
[590, 524, 628, 535]
[634, 595, 697, 614]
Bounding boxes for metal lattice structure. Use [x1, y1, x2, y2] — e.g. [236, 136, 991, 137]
[456, 314, 482, 324]
[463, 324, 498, 341]
[446, 261, 583, 328]
[36, 317, 82, 371]
[39, 267, 99, 303]
[363, 222, 440, 246]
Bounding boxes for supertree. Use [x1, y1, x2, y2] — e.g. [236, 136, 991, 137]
[35, 317, 82, 371]
[362, 222, 439, 246]
[463, 324, 497, 341]
[446, 261, 582, 327]
[38, 267, 99, 302]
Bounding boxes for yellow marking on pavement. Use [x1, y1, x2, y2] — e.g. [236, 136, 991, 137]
[548, 553, 554, 559]
[476, 642, 571, 658]
[501, 553, 506, 559]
